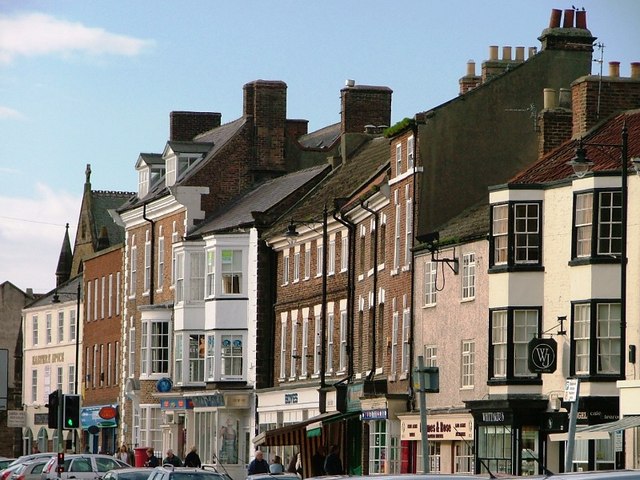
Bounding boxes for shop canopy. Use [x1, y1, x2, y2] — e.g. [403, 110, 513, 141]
[549, 416, 640, 441]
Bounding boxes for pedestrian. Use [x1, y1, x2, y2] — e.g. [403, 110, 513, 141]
[324, 445, 343, 475]
[269, 455, 284, 473]
[286, 453, 298, 474]
[115, 445, 129, 463]
[247, 450, 269, 475]
[163, 449, 182, 467]
[295, 453, 303, 477]
[184, 446, 202, 468]
[144, 448, 159, 467]
[311, 447, 325, 477]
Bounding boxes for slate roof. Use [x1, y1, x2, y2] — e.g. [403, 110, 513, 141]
[265, 135, 391, 239]
[92, 190, 134, 244]
[433, 200, 489, 245]
[119, 118, 247, 211]
[135, 152, 163, 169]
[298, 123, 341, 149]
[509, 109, 640, 185]
[188, 164, 331, 237]
[27, 275, 82, 308]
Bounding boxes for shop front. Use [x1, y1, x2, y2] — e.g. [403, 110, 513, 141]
[360, 396, 405, 475]
[188, 391, 252, 480]
[398, 412, 474, 474]
[81, 404, 118, 454]
[466, 396, 549, 476]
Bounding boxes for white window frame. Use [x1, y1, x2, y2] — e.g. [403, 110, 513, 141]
[101, 276, 105, 318]
[280, 318, 287, 379]
[32, 315, 38, 346]
[404, 186, 412, 267]
[339, 310, 347, 372]
[144, 231, 151, 293]
[206, 250, 215, 297]
[220, 334, 243, 380]
[175, 251, 184, 303]
[221, 250, 242, 294]
[69, 309, 76, 342]
[424, 345, 437, 367]
[401, 306, 410, 374]
[314, 314, 321, 376]
[492, 204, 508, 265]
[396, 143, 402, 175]
[461, 340, 475, 388]
[574, 304, 590, 375]
[140, 319, 170, 377]
[407, 135, 415, 169]
[301, 316, 309, 376]
[129, 239, 137, 297]
[393, 191, 401, 270]
[290, 317, 298, 378]
[462, 252, 476, 300]
[327, 312, 334, 373]
[293, 251, 300, 282]
[46, 313, 52, 344]
[116, 272, 121, 315]
[304, 244, 311, 280]
[189, 252, 205, 302]
[57, 311, 64, 343]
[108, 273, 113, 317]
[340, 234, 348, 272]
[157, 232, 165, 290]
[283, 252, 290, 285]
[128, 323, 135, 378]
[391, 310, 399, 375]
[328, 239, 336, 276]
[491, 310, 507, 378]
[316, 243, 323, 277]
[424, 261, 437, 306]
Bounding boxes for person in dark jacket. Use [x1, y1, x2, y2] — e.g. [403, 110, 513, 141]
[184, 446, 202, 468]
[163, 449, 182, 467]
[248, 450, 269, 475]
[144, 448, 159, 467]
[324, 445, 343, 475]
[311, 447, 325, 477]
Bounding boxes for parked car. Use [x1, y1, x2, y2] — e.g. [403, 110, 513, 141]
[147, 466, 230, 480]
[1, 464, 27, 480]
[41, 454, 129, 480]
[102, 468, 154, 480]
[11, 459, 49, 480]
[0, 460, 16, 471]
[8, 455, 55, 469]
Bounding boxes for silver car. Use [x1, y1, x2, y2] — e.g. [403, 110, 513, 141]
[11, 459, 49, 480]
[41, 454, 129, 480]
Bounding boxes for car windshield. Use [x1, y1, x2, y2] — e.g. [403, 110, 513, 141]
[116, 472, 154, 480]
[172, 473, 224, 480]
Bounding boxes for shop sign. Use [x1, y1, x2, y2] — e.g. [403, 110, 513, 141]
[346, 383, 363, 412]
[401, 416, 474, 441]
[7, 410, 25, 427]
[361, 409, 387, 421]
[478, 411, 512, 424]
[191, 394, 224, 408]
[285, 393, 298, 404]
[160, 397, 194, 410]
[34, 413, 48, 425]
[80, 404, 118, 430]
[528, 338, 557, 373]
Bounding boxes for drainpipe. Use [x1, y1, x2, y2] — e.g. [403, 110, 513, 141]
[360, 201, 379, 381]
[142, 203, 155, 304]
[333, 201, 357, 380]
[408, 122, 420, 411]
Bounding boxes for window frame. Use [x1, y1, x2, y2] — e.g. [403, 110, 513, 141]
[489, 201, 543, 270]
[140, 319, 170, 378]
[461, 340, 475, 388]
[570, 299, 623, 379]
[423, 260, 437, 306]
[571, 189, 622, 263]
[488, 307, 542, 384]
[462, 252, 476, 300]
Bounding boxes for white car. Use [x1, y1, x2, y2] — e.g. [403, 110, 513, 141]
[41, 454, 129, 480]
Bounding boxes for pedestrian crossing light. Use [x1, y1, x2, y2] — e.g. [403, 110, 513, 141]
[63, 394, 80, 430]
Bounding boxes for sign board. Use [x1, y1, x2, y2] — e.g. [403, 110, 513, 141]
[7, 410, 26, 427]
[528, 338, 557, 373]
[564, 378, 579, 403]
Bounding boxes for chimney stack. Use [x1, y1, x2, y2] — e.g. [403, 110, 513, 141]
[538, 87, 572, 157]
[170, 111, 222, 141]
[539, 8, 594, 51]
[459, 60, 481, 94]
[340, 84, 392, 136]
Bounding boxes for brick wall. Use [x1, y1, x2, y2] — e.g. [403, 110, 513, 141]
[538, 108, 573, 157]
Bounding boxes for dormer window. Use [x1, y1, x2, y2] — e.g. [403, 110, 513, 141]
[166, 155, 178, 186]
[138, 168, 150, 197]
[166, 154, 201, 187]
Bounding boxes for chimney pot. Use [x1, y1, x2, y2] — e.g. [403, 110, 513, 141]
[502, 46, 512, 61]
[563, 9, 575, 28]
[631, 62, 640, 79]
[549, 9, 562, 28]
[576, 9, 587, 29]
[543, 88, 557, 110]
[466, 60, 476, 76]
[609, 61, 620, 78]
[345, 79, 355, 87]
[559, 88, 571, 108]
[489, 45, 499, 61]
[515, 47, 525, 62]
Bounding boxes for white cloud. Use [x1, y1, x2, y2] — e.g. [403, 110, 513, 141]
[0, 106, 25, 120]
[0, 12, 154, 64]
[0, 183, 81, 293]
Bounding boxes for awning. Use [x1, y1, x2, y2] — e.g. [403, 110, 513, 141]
[253, 411, 356, 446]
[549, 416, 640, 441]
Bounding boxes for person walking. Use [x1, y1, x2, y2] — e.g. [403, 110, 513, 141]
[247, 450, 269, 475]
[114, 445, 129, 463]
[184, 446, 202, 468]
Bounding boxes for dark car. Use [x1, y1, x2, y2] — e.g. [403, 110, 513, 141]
[147, 466, 230, 480]
[102, 468, 154, 480]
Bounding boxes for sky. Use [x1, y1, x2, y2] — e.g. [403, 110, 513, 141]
[1, 0, 639, 294]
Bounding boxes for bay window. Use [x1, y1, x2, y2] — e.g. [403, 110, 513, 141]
[490, 202, 542, 268]
[489, 308, 540, 382]
[222, 250, 242, 294]
[572, 190, 622, 260]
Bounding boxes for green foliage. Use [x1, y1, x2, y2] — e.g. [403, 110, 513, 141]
[384, 117, 415, 138]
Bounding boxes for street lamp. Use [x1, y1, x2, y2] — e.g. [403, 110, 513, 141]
[284, 204, 329, 413]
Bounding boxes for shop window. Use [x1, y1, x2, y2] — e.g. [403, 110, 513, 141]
[455, 442, 474, 473]
[477, 425, 512, 474]
[520, 427, 539, 476]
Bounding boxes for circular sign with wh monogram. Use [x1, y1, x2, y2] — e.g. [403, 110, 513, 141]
[528, 337, 557, 373]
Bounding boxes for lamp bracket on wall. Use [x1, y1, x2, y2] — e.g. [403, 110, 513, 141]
[418, 231, 459, 275]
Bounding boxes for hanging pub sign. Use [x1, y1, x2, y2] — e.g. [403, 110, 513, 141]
[528, 337, 557, 373]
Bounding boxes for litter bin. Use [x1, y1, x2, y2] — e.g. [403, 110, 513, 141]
[134, 447, 149, 467]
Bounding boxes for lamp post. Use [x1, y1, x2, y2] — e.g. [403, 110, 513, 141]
[284, 204, 329, 413]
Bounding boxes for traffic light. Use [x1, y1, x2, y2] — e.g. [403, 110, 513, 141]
[46, 389, 60, 429]
[62, 394, 80, 429]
